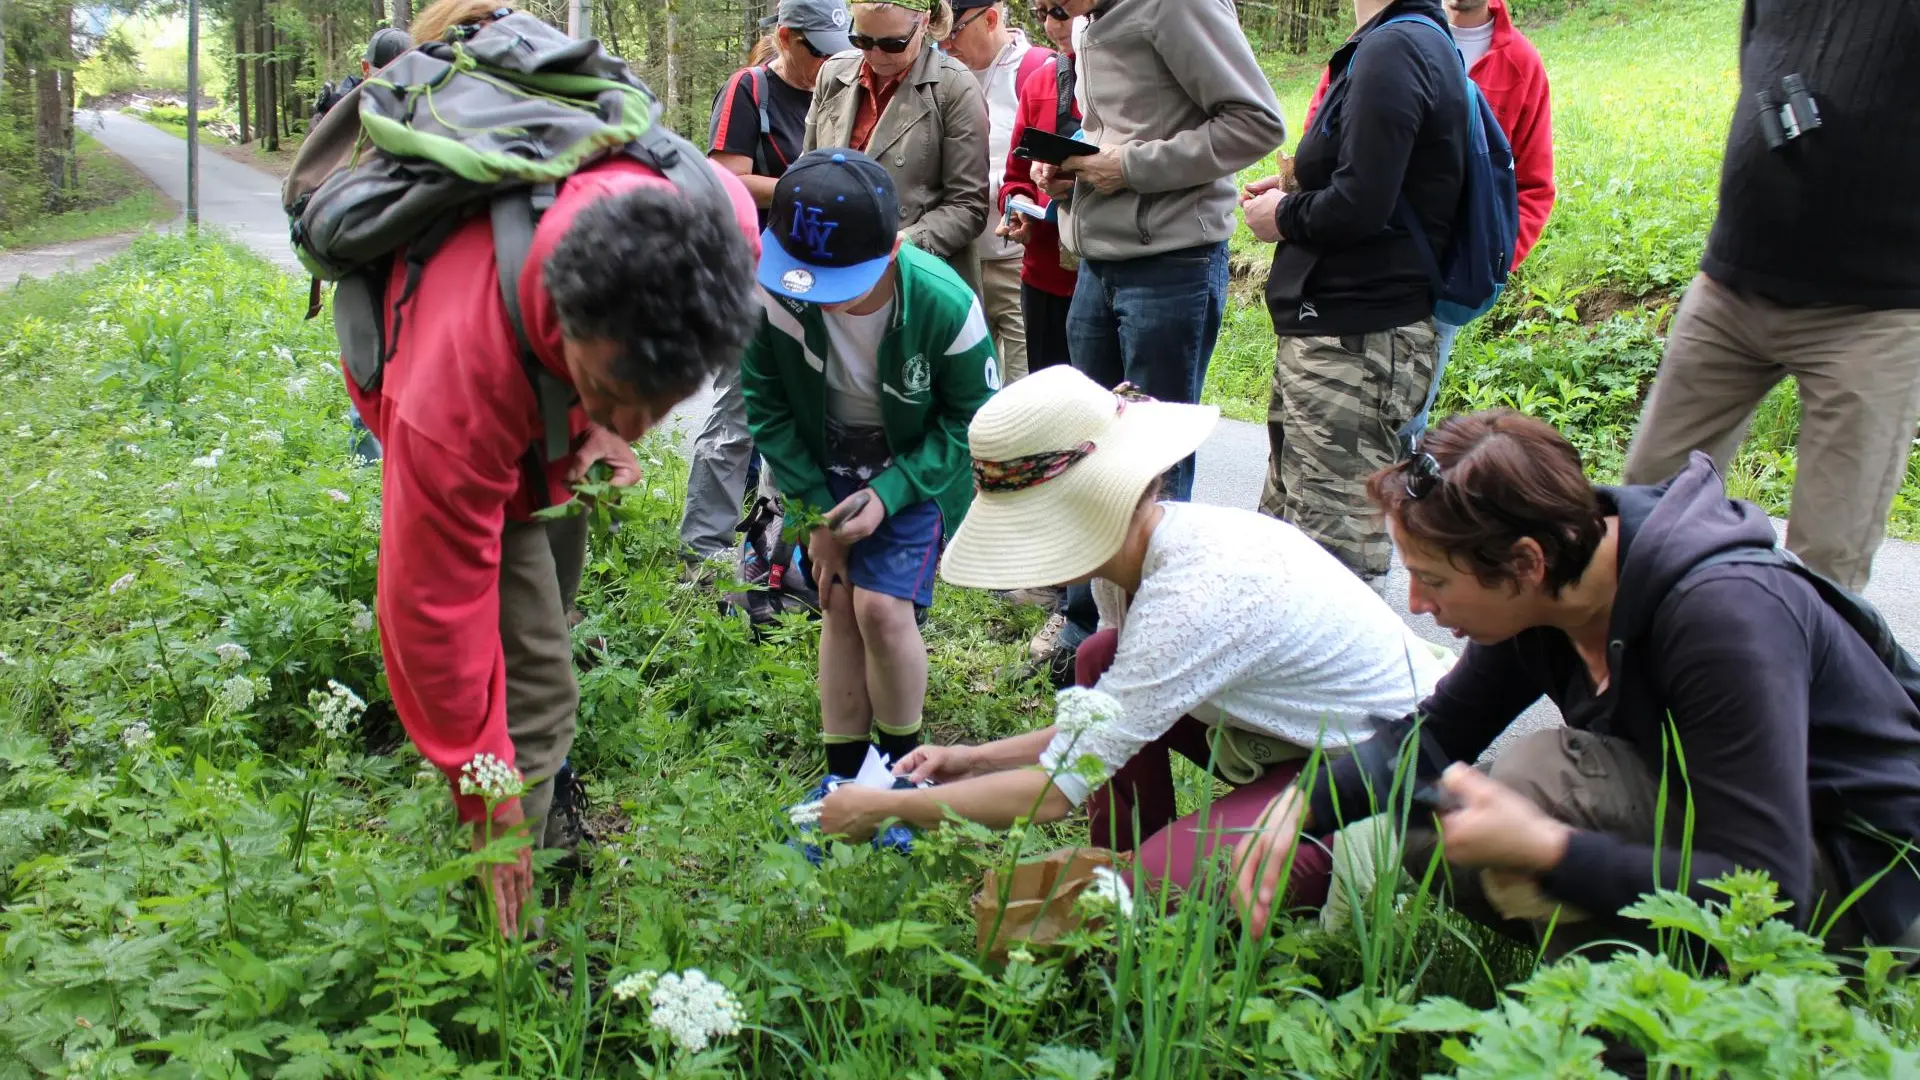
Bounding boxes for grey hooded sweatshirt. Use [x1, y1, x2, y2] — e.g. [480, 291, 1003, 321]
[1059, 0, 1287, 262]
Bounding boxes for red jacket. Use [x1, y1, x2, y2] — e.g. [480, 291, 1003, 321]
[1304, 0, 1554, 266]
[1001, 54, 1081, 297]
[345, 158, 759, 822]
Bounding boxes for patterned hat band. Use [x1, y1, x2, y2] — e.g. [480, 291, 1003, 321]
[970, 384, 1159, 494]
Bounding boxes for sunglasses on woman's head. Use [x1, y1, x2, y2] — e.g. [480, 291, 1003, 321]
[851, 22, 922, 52]
[1403, 451, 1444, 500]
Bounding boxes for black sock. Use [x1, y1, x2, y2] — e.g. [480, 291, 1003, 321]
[825, 739, 870, 779]
[874, 725, 922, 766]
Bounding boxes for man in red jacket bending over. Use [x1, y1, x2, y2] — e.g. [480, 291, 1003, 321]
[346, 159, 761, 935]
[1304, 0, 1554, 440]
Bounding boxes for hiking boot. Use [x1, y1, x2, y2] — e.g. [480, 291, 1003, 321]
[1028, 613, 1068, 661]
[544, 762, 591, 878]
[998, 586, 1063, 609]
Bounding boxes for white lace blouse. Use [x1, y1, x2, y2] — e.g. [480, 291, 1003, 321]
[1038, 502, 1451, 806]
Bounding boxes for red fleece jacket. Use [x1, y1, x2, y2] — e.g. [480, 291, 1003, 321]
[1304, 0, 1554, 266]
[344, 158, 759, 822]
[1001, 54, 1079, 298]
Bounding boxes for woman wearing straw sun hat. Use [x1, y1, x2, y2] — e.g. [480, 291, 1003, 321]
[818, 364, 1452, 909]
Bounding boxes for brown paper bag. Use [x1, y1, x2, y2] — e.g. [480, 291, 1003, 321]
[972, 846, 1126, 961]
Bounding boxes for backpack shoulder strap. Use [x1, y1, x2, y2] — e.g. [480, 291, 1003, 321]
[489, 184, 573, 508]
[1670, 545, 1920, 709]
[629, 118, 731, 218]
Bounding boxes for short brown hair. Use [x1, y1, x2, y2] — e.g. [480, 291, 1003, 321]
[1366, 410, 1606, 595]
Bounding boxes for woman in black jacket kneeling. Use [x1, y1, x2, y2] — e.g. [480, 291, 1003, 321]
[1231, 408, 1920, 964]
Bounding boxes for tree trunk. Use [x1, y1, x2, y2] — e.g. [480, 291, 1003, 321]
[390, 0, 409, 32]
[62, 52, 75, 190]
[264, 20, 279, 150]
[663, 0, 678, 116]
[235, 14, 251, 143]
[36, 63, 63, 206]
[256, 15, 276, 152]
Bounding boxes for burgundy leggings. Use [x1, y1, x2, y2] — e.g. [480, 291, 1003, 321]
[1077, 629, 1332, 910]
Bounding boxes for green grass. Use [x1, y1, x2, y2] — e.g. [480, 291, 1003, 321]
[0, 134, 176, 252]
[3, 234, 1914, 1077]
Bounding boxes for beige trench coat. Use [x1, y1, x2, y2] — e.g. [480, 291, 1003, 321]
[805, 44, 990, 292]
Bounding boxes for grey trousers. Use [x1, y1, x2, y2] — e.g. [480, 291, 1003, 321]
[678, 358, 754, 562]
[1624, 273, 1920, 591]
[499, 512, 587, 845]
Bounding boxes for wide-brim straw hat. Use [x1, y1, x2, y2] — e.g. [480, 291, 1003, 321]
[941, 365, 1219, 590]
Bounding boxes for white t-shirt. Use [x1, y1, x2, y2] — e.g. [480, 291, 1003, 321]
[1037, 502, 1454, 806]
[1453, 19, 1495, 71]
[971, 31, 1034, 261]
[823, 295, 895, 429]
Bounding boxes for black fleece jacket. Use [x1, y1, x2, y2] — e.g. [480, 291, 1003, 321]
[1702, 0, 1920, 309]
[1266, 0, 1467, 336]
[1308, 454, 1920, 944]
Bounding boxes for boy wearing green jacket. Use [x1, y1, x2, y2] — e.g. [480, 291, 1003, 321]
[742, 148, 1000, 822]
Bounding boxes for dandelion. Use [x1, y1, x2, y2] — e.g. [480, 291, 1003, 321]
[108, 572, 137, 595]
[610, 969, 659, 1002]
[121, 721, 154, 751]
[459, 753, 525, 801]
[308, 679, 367, 740]
[646, 969, 745, 1053]
[324, 488, 350, 504]
[190, 449, 222, 469]
[213, 642, 249, 666]
[214, 674, 258, 714]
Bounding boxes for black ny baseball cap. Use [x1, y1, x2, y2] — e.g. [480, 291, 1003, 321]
[758, 148, 901, 305]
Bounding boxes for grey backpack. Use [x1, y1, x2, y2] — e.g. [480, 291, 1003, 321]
[283, 13, 724, 504]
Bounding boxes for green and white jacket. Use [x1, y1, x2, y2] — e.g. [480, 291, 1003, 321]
[739, 245, 1000, 538]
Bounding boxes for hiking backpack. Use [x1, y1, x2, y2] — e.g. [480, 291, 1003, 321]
[708, 65, 782, 178]
[1343, 14, 1520, 327]
[282, 13, 725, 505]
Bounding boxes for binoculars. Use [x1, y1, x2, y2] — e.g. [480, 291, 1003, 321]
[1756, 73, 1821, 150]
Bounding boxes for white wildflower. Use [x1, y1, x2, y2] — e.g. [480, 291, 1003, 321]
[251, 430, 284, 448]
[646, 969, 745, 1053]
[308, 679, 367, 740]
[610, 969, 659, 1002]
[214, 674, 258, 714]
[126, 443, 142, 456]
[1006, 946, 1036, 965]
[1054, 686, 1123, 736]
[108, 572, 137, 595]
[788, 799, 824, 827]
[13, 425, 29, 438]
[1079, 865, 1135, 918]
[458, 753, 525, 801]
[324, 488, 350, 504]
[157, 481, 178, 493]
[0, 651, 13, 666]
[121, 721, 154, 751]
[285, 375, 310, 396]
[348, 600, 374, 635]
[213, 642, 250, 666]
[272, 345, 294, 364]
[190, 448, 223, 469]
[90, 470, 109, 482]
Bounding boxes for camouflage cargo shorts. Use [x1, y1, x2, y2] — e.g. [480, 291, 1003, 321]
[1259, 322, 1439, 580]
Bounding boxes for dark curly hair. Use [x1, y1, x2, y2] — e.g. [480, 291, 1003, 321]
[1367, 409, 1607, 596]
[544, 184, 758, 402]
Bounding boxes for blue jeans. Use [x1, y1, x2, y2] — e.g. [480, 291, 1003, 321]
[1401, 320, 1461, 449]
[348, 401, 383, 462]
[1066, 241, 1229, 502]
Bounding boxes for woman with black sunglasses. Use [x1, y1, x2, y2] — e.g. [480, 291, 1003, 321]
[805, 0, 991, 293]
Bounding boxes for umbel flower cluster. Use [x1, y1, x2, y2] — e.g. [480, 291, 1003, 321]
[308, 679, 367, 740]
[610, 969, 745, 1053]
[459, 753, 526, 802]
